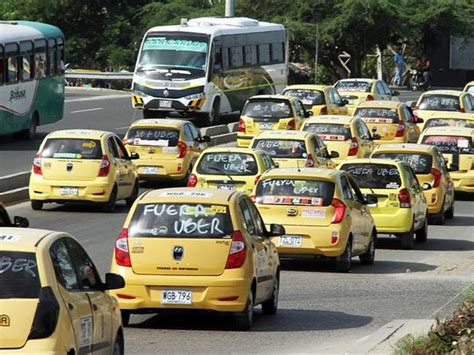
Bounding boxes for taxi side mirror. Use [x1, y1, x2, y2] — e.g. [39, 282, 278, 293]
[304, 111, 312, 118]
[330, 151, 340, 158]
[449, 163, 459, 172]
[269, 224, 285, 237]
[364, 194, 378, 205]
[372, 133, 381, 140]
[104, 273, 125, 290]
[14, 216, 29, 228]
[129, 152, 140, 160]
[422, 182, 432, 190]
[416, 118, 424, 123]
[196, 135, 211, 143]
[341, 99, 349, 105]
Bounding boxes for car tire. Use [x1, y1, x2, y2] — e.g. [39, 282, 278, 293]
[15, 112, 38, 140]
[31, 200, 43, 211]
[206, 98, 220, 126]
[120, 310, 130, 327]
[445, 201, 454, 219]
[180, 165, 192, 187]
[234, 289, 254, 331]
[261, 275, 279, 315]
[415, 216, 428, 243]
[359, 231, 376, 265]
[430, 209, 445, 225]
[112, 331, 124, 355]
[102, 186, 117, 213]
[335, 239, 352, 272]
[125, 181, 139, 208]
[400, 225, 415, 249]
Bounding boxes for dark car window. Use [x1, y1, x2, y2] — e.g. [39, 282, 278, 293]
[283, 89, 325, 108]
[66, 239, 101, 290]
[372, 152, 433, 174]
[341, 163, 402, 189]
[424, 118, 474, 130]
[0, 251, 41, 298]
[197, 152, 258, 175]
[303, 123, 352, 141]
[252, 139, 307, 158]
[422, 135, 473, 154]
[242, 100, 292, 120]
[354, 107, 400, 124]
[42, 138, 102, 159]
[335, 81, 371, 92]
[418, 95, 460, 111]
[50, 239, 79, 291]
[126, 128, 179, 147]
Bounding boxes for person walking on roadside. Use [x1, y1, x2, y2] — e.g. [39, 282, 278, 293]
[391, 46, 405, 86]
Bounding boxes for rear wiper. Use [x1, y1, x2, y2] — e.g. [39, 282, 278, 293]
[208, 166, 234, 182]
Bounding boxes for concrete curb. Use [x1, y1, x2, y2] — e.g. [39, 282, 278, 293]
[0, 171, 30, 193]
[0, 187, 30, 206]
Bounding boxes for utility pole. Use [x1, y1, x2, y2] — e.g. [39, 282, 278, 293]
[225, 0, 235, 17]
[314, 22, 319, 84]
[376, 45, 383, 80]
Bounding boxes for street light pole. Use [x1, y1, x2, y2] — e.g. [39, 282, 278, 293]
[225, 0, 235, 17]
[315, 22, 319, 84]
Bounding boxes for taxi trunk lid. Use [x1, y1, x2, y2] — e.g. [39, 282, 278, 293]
[0, 300, 37, 349]
[258, 204, 334, 227]
[41, 158, 101, 181]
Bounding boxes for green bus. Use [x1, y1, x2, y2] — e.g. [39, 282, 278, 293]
[0, 21, 65, 139]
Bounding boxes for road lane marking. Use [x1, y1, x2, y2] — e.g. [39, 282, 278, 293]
[70, 107, 104, 114]
[427, 283, 473, 318]
[65, 94, 129, 103]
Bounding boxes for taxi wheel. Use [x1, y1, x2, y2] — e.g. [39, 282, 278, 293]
[102, 186, 117, 213]
[121, 310, 130, 327]
[445, 202, 454, 219]
[359, 232, 376, 265]
[431, 210, 445, 225]
[126, 181, 139, 208]
[415, 216, 428, 243]
[234, 289, 254, 331]
[262, 274, 279, 315]
[112, 331, 124, 355]
[31, 200, 43, 211]
[400, 226, 415, 249]
[335, 239, 352, 273]
[180, 166, 192, 186]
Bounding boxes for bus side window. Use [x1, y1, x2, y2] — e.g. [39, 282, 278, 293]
[212, 45, 222, 73]
[20, 41, 34, 81]
[34, 39, 47, 79]
[0, 45, 4, 85]
[270, 42, 284, 64]
[258, 44, 270, 65]
[230, 46, 243, 68]
[48, 38, 56, 76]
[5, 42, 19, 84]
[244, 45, 257, 66]
[56, 37, 65, 74]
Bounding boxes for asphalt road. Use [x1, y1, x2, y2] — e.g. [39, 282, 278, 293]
[0, 88, 420, 176]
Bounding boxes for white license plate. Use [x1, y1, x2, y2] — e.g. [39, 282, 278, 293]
[161, 290, 192, 305]
[217, 184, 235, 191]
[259, 122, 273, 130]
[279, 235, 302, 247]
[143, 166, 159, 174]
[159, 100, 172, 108]
[59, 187, 78, 195]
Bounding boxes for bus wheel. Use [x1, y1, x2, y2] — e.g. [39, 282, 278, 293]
[15, 113, 38, 140]
[206, 98, 220, 126]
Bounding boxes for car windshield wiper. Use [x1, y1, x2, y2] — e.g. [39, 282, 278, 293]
[208, 166, 234, 182]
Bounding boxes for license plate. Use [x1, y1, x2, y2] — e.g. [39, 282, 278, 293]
[143, 166, 159, 174]
[217, 184, 235, 191]
[159, 100, 172, 108]
[161, 290, 192, 305]
[279, 235, 302, 247]
[59, 187, 78, 195]
[259, 122, 273, 130]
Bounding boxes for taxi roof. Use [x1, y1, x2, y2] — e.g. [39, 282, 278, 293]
[138, 187, 238, 204]
[200, 147, 261, 155]
[422, 126, 474, 136]
[373, 143, 435, 153]
[336, 78, 376, 84]
[356, 100, 401, 109]
[304, 115, 355, 124]
[420, 90, 464, 97]
[0, 228, 60, 252]
[283, 84, 328, 91]
[261, 167, 341, 180]
[249, 94, 294, 101]
[129, 118, 188, 128]
[338, 157, 403, 167]
[47, 129, 111, 140]
[253, 130, 312, 140]
[425, 112, 474, 120]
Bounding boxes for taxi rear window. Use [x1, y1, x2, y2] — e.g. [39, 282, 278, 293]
[424, 118, 474, 130]
[335, 81, 371, 92]
[0, 251, 41, 299]
[372, 152, 432, 174]
[418, 95, 460, 111]
[128, 203, 233, 239]
[303, 123, 351, 141]
[252, 139, 307, 159]
[421, 135, 473, 154]
[197, 153, 258, 175]
[255, 179, 334, 206]
[242, 100, 292, 120]
[341, 163, 402, 189]
[354, 108, 399, 124]
[41, 138, 102, 159]
[126, 128, 179, 146]
[283, 89, 325, 107]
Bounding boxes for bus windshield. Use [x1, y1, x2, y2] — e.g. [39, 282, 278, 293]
[137, 33, 209, 75]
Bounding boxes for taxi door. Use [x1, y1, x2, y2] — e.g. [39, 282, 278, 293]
[106, 136, 133, 199]
[50, 238, 94, 354]
[355, 120, 375, 157]
[184, 123, 206, 162]
[328, 88, 348, 115]
[405, 167, 427, 230]
[292, 100, 307, 129]
[402, 106, 420, 143]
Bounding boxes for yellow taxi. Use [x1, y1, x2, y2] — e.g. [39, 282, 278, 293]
[0, 228, 125, 354]
[418, 127, 474, 194]
[419, 112, 474, 132]
[29, 129, 139, 212]
[371, 144, 455, 225]
[353, 100, 420, 143]
[413, 90, 474, 122]
[249, 130, 338, 169]
[123, 119, 210, 183]
[237, 95, 310, 147]
[0, 203, 29, 228]
[110, 188, 285, 330]
[338, 159, 429, 249]
[301, 115, 375, 163]
[282, 85, 349, 116]
[188, 147, 277, 195]
[253, 168, 377, 272]
[334, 78, 399, 114]
[463, 81, 474, 97]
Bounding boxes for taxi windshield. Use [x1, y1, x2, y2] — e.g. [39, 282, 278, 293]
[41, 138, 102, 159]
[341, 163, 402, 189]
[255, 179, 334, 206]
[128, 203, 233, 239]
[303, 123, 351, 141]
[424, 118, 474, 130]
[418, 95, 460, 111]
[197, 153, 258, 176]
[0, 251, 40, 299]
[421, 135, 473, 154]
[372, 152, 432, 174]
[242, 100, 292, 120]
[252, 139, 307, 158]
[335, 81, 371, 92]
[283, 89, 324, 108]
[127, 128, 179, 146]
[354, 108, 399, 123]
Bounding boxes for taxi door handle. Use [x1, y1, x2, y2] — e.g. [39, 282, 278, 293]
[92, 304, 98, 311]
[67, 303, 74, 310]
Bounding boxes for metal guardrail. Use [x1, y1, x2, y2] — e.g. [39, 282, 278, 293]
[65, 70, 133, 80]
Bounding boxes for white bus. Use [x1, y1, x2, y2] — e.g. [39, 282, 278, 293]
[131, 17, 286, 125]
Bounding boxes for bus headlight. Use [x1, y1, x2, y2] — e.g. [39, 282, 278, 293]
[185, 92, 205, 100]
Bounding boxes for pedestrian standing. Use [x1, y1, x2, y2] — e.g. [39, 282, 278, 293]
[391, 46, 405, 86]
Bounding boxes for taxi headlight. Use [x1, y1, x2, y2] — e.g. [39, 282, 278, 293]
[185, 92, 205, 100]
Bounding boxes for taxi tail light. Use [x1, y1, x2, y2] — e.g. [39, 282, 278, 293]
[254, 175, 261, 185]
[177, 141, 187, 158]
[98, 155, 111, 177]
[225, 230, 247, 269]
[398, 188, 411, 208]
[459, 107, 465, 113]
[187, 173, 198, 187]
[348, 138, 359, 156]
[395, 121, 405, 137]
[28, 287, 59, 340]
[305, 154, 315, 167]
[287, 119, 296, 130]
[367, 95, 374, 101]
[33, 153, 42, 175]
[115, 228, 131, 267]
[320, 106, 328, 115]
[238, 118, 246, 133]
[431, 168, 442, 188]
[330, 198, 346, 224]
